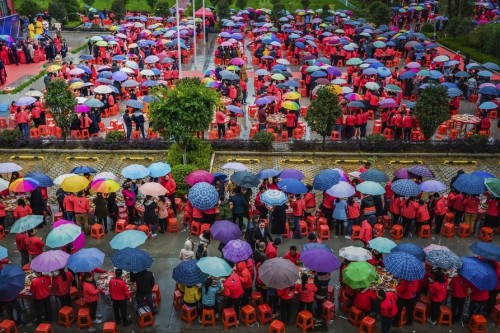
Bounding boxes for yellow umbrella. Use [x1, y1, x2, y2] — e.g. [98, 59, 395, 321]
[227, 65, 240, 71]
[61, 175, 90, 193]
[69, 82, 85, 90]
[283, 91, 301, 100]
[282, 100, 300, 111]
[327, 85, 342, 94]
[201, 77, 214, 83]
[90, 179, 120, 194]
[109, 26, 118, 31]
[95, 40, 108, 47]
[47, 65, 62, 72]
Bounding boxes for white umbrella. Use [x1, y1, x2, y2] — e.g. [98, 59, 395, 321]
[53, 173, 76, 186]
[25, 90, 43, 97]
[93, 172, 119, 181]
[140, 69, 155, 76]
[339, 246, 372, 261]
[93, 85, 113, 94]
[0, 178, 9, 191]
[0, 162, 22, 173]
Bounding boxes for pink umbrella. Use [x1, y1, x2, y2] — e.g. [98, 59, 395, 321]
[75, 105, 91, 113]
[185, 170, 215, 186]
[221, 41, 232, 47]
[53, 219, 85, 250]
[230, 58, 245, 66]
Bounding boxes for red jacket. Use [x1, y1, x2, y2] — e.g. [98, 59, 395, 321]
[15, 233, 27, 252]
[223, 273, 244, 299]
[162, 177, 176, 195]
[400, 199, 419, 219]
[434, 197, 446, 216]
[470, 284, 489, 302]
[13, 205, 32, 219]
[53, 271, 74, 296]
[380, 292, 398, 318]
[283, 251, 301, 265]
[265, 243, 278, 259]
[235, 262, 252, 289]
[429, 280, 448, 302]
[83, 281, 100, 303]
[25, 236, 44, 255]
[354, 289, 377, 312]
[463, 196, 480, 214]
[294, 282, 317, 303]
[277, 287, 295, 300]
[449, 275, 469, 298]
[109, 277, 131, 301]
[359, 220, 373, 243]
[416, 204, 430, 223]
[30, 276, 51, 300]
[396, 280, 418, 300]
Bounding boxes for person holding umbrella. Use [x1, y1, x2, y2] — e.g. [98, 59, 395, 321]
[15, 231, 29, 266]
[109, 269, 131, 327]
[93, 192, 109, 233]
[143, 195, 158, 237]
[449, 274, 469, 324]
[428, 272, 448, 325]
[201, 277, 222, 319]
[74, 191, 90, 235]
[230, 187, 248, 231]
[30, 271, 52, 324]
[377, 289, 398, 333]
[396, 279, 418, 326]
[400, 197, 418, 237]
[53, 268, 74, 308]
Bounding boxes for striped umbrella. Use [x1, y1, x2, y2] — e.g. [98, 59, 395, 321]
[391, 179, 422, 197]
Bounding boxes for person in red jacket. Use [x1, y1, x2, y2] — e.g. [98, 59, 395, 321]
[449, 275, 469, 323]
[15, 231, 29, 266]
[277, 286, 294, 324]
[415, 199, 430, 235]
[235, 261, 252, 306]
[378, 289, 398, 333]
[463, 194, 480, 232]
[359, 219, 373, 246]
[400, 197, 419, 237]
[82, 272, 101, 327]
[354, 288, 377, 316]
[295, 273, 318, 313]
[109, 269, 131, 327]
[161, 173, 177, 214]
[396, 279, 418, 325]
[433, 193, 447, 233]
[223, 272, 244, 320]
[469, 283, 489, 315]
[304, 185, 316, 216]
[428, 272, 449, 324]
[30, 272, 52, 324]
[265, 238, 280, 259]
[321, 191, 335, 230]
[53, 268, 74, 308]
[24, 229, 44, 261]
[402, 112, 414, 142]
[12, 199, 32, 220]
[453, 192, 465, 225]
[389, 194, 402, 226]
[283, 246, 301, 265]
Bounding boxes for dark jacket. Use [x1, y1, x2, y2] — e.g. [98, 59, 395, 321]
[92, 195, 108, 218]
[107, 192, 119, 215]
[251, 226, 273, 248]
[270, 203, 287, 235]
[29, 188, 45, 215]
[230, 193, 248, 216]
[130, 270, 155, 295]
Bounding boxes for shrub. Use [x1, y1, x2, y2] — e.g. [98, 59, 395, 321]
[105, 130, 125, 143]
[0, 129, 22, 145]
[253, 131, 274, 149]
[166, 142, 183, 165]
[421, 23, 435, 34]
[186, 139, 212, 170]
[365, 134, 387, 144]
[467, 133, 488, 145]
[170, 164, 199, 199]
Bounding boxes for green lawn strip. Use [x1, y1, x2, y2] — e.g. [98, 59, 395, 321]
[0, 70, 47, 95]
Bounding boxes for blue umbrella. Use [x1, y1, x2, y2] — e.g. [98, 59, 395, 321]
[452, 174, 486, 195]
[231, 171, 260, 188]
[111, 247, 153, 273]
[384, 252, 425, 281]
[471, 171, 495, 179]
[447, 88, 463, 97]
[188, 182, 219, 210]
[469, 242, 500, 261]
[356, 181, 385, 195]
[121, 164, 150, 179]
[482, 62, 499, 71]
[400, 71, 416, 79]
[46, 224, 82, 248]
[311, 71, 327, 78]
[478, 86, 499, 96]
[70, 166, 97, 174]
[0, 246, 7, 260]
[454, 71, 470, 78]
[261, 190, 288, 206]
[196, 257, 233, 277]
[257, 168, 281, 180]
[213, 172, 228, 182]
[255, 97, 272, 106]
[112, 71, 128, 81]
[363, 68, 378, 76]
[368, 237, 397, 253]
[427, 250, 462, 270]
[477, 70, 493, 78]
[326, 182, 355, 198]
[79, 54, 94, 60]
[9, 215, 44, 233]
[0, 265, 25, 301]
[360, 169, 389, 182]
[459, 257, 498, 291]
[173, 259, 209, 285]
[348, 101, 365, 108]
[408, 165, 434, 178]
[76, 64, 92, 74]
[420, 180, 446, 192]
[66, 248, 105, 273]
[441, 82, 458, 89]
[227, 105, 244, 114]
[377, 67, 392, 77]
[147, 162, 171, 178]
[141, 95, 159, 103]
[277, 178, 307, 194]
[303, 243, 333, 253]
[110, 230, 148, 250]
[126, 99, 144, 110]
[84, 99, 104, 108]
[24, 172, 53, 187]
[479, 101, 498, 110]
[313, 169, 340, 191]
[97, 78, 113, 85]
[284, 80, 300, 88]
[391, 243, 426, 261]
[97, 71, 112, 79]
[112, 55, 127, 61]
[16, 96, 36, 107]
[391, 179, 422, 197]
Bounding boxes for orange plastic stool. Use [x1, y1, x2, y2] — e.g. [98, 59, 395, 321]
[115, 219, 127, 233]
[318, 224, 331, 240]
[478, 227, 493, 242]
[490, 304, 500, 326]
[222, 307, 238, 329]
[268, 319, 286, 333]
[444, 211, 454, 223]
[77, 308, 92, 329]
[457, 223, 470, 238]
[0, 320, 18, 333]
[296, 310, 314, 332]
[373, 223, 384, 237]
[390, 224, 404, 240]
[137, 224, 150, 237]
[348, 306, 365, 326]
[306, 215, 316, 231]
[167, 218, 180, 233]
[138, 307, 154, 328]
[257, 304, 273, 324]
[351, 225, 361, 240]
[251, 291, 263, 306]
[359, 316, 376, 333]
[102, 322, 117, 333]
[90, 223, 105, 240]
[322, 300, 336, 322]
[241, 305, 256, 327]
[190, 221, 201, 236]
[437, 305, 452, 326]
[418, 224, 431, 239]
[413, 302, 427, 324]
[440, 222, 454, 238]
[152, 284, 161, 304]
[201, 308, 216, 327]
[299, 220, 308, 236]
[173, 290, 183, 311]
[35, 323, 53, 333]
[180, 305, 198, 325]
[468, 314, 487, 333]
[58, 306, 75, 328]
[328, 285, 335, 302]
[339, 289, 352, 313]
[397, 307, 407, 328]
[125, 224, 137, 230]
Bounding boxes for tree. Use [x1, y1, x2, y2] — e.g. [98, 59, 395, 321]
[414, 85, 449, 141]
[155, 0, 171, 17]
[305, 85, 342, 143]
[301, 0, 310, 10]
[48, 0, 68, 24]
[271, 2, 286, 24]
[235, 0, 247, 10]
[146, 0, 158, 10]
[369, 1, 391, 26]
[149, 78, 221, 164]
[445, 17, 470, 40]
[111, 0, 127, 21]
[64, 0, 80, 21]
[44, 79, 77, 142]
[217, 0, 232, 19]
[82, 0, 94, 7]
[468, 23, 500, 59]
[17, 0, 42, 19]
[321, 4, 331, 19]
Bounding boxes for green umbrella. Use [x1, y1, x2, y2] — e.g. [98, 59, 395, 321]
[485, 178, 500, 197]
[9, 215, 44, 233]
[271, 73, 286, 81]
[346, 58, 363, 66]
[384, 84, 402, 92]
[342, 262, 378, 289]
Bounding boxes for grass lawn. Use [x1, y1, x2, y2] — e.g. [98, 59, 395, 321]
[436, 35, 500, 64]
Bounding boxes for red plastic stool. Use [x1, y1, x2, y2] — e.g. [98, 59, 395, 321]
[35, 323, 54, 333]
[457, 223, 470, 238]
[373, 223, 384, 237]
[222, 307, 238, 329]
[241, 305, 256, 327]
[201, 308, 216, 327]
[0, 320, 18, 333]
[322, 300, 336, 322]
[418, 224, 431, 239]
[390, 225, 404, 240]
[306, 215, 316, 231]
[167, 218, 180, 233]
[190, 221, 201, 236]
[268, 319, 286, 333]
[382, 215, 392, 229]
[397, 307, 407, 328]
[251, 291, 263, 306]
[180, 305, 197, 325]
[58, 306, 75, 328]
[318, 224, 330, 240]
[137, 225, 150, 237]
[478, 227, 494, 242]
[173, 290, 183, 312]
[299, 220, 308, 236]
[359, 316, 376, 333]
[351, 225, 361, 240]
[137, 307, 154, 328]
[125, 224, 137, 230]
[437, 305, 452, 326]
[77, 308, 92, 329]
[468, 314, 487, 333]
[440, 222, 454, 238]
[413, 302, 427, 324]
[90, 223, 105, 240]
[258, 304, 272, 324]
[115, 219, 127, 233]
[348, 306, 365, 326]
[152, 284, 161, 304]
[102, 322, 117, 333]
[296, 310, 314, 332]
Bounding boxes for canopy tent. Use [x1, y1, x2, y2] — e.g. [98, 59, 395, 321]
[194, 8, 213, 17]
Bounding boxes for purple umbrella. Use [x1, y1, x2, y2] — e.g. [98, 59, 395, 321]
[327, 67, 342, 77]
[112, 71, 128, 81]
[222, 239, 253, 263]
[420, 180, 447, 192]
[53, 219, 85, 250]
[75, 105, 91, 113]
[407, 165, 434, 178]
[185, 170, 215, 186]
[30, 250, 70, 273]
[394, 168, 415, 179]
[301, 248, 341, 272]
[279, 168, 305, 180]
[210, 220, 242, 244]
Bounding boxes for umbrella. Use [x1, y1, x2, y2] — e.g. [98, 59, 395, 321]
[66, 248, 105, 273]
[221, 162, 248, 171]
[111, 247, 153, 272]
[0, 265, 25, 301]
[339, 246, 373, 261]
[452, 174, 486, 195]
[391, 179, 422, 197]
[383, 252, 425, 281]
[469, 242, 500, 261]
[368, 237, 397, 253]
[210, 220, 242, 244]
[126, 100, 144, 110]
[9, 215, 44, 233]
[17, 96, 37, 106]
[9, 177, 39, 192]
[121, 164, 150, 179]
[60, 175, 90, 193]
[471, 171, 495, 179]
[0, 246, 6, 260]
[407, 165, 434, 178]
[93, 172, 119, 181]
[0, 162, 22, 173]
[326, 182, 355, 198]
[84, 99, 104, 108]
[301, 248, 340, 272]
[257, 169, 281, 180]
[188, 182, 219, 210]
[277, 179, 307, 194]
[231, 171, 260, 188]
[391, 243, 426, 261]
[90, 178, 121, 194]
[279, 169, 305, 180]
[110, 230, 148, 250]
[258, 258, 300, 289]
[485, 178, 500, 197]
[423, 244, 450, 255]
[93, 85, 113, 94]
[261, 190, 288, 206]
[394, 168, 414, 179]
[222, 239, 253, 263]
[173, 259, 209, 285]
[420, 180, 446, 192]
[313, 169, 341, 191]
[0, 178, 9, 192]
[342, 262, 378, 289]
[356, 181, 385, 195]
[459, 257, 497, 291]
[46, 224, 82, 248]
[31, 250, 70, 273]
[185, 170, 214, 186]
[139, 182, 167, 197]
[53, 219, 85, 250]
[25, 172, 53, 187]
[196, 257, 233, 277]
[426, 250, 462, 270]
[360, 169, 389, 182]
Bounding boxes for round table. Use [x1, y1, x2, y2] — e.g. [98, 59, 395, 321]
[267, 114, 287, 132]
[96, 269, 136, 295]
[451, 114, 481, 138]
